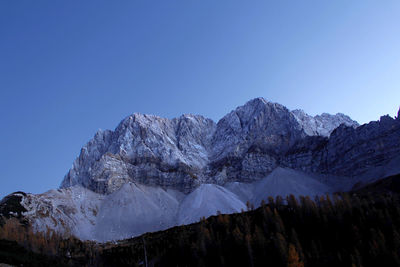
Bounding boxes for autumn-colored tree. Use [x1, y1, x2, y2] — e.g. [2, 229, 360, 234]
[273, 209, 286, 234]
[245, 233, 254, 267]
[275, 196, 284, 208]
[274, 232, 288, 265]
[287, 195, 299, 211]
[287, 243, 304, 267]
[197, 224, 211, 255]
[289, 228, 304, 262]
[268, 196, 275, 208]
[232, 225, 244, 244]
[252, 225, 266, 250]
[350, 248, 362, 267]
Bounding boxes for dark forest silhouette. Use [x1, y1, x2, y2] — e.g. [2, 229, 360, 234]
[1, 174, 400, 266]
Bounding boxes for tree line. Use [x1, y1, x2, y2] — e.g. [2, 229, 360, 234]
[1, 191, 400, 266]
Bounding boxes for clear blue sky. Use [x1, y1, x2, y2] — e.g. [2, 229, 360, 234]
[1, 1, 399, 198]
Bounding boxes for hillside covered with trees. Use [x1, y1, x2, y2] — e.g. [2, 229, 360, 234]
[1, 174, 400, 266]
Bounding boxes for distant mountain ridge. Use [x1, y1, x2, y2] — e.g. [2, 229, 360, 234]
[292, 109, 358, 136]
[1, 97, 399, 242]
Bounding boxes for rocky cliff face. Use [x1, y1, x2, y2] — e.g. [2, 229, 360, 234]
[283, 114, 400, 178]
[61, 114, 216, 194]
[60, 98, 398, 195]
[208, 98, 306, 184]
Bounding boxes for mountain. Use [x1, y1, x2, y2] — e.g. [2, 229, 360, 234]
[1, 98, 399, 242]
[60, 97, 360, 194]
